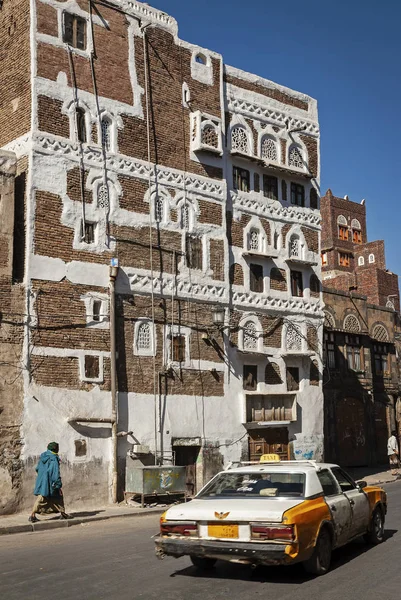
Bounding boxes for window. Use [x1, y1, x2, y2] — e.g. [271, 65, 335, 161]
[137, 322, 151, 351]
[263, 175, 278, 200]
[310, 188, 318, 209]
[75, 440, 87, 457]
[286, 367, 300, 391]
[331, 467, 356, 492]
[290, 183, 304, 206]
[195, 53, 206, 64]
[337, 215, 347, 226]
[372, 324, 389, 342]
[76, 108, 87, 143]
[261, 137, 277, 162]
[289, 235, 300, 258]
[172, 335, 185, 362]
[358, 256, 365, 266]
[233, 166, 250, 192]
[310, 274, 320, 295]
[338, 225, 348, 241]
[369, 253, 375, 263]
[324, 332, 336, 370]
[321, 252, 327, 266]
[353, 229, 362, 243]
[81, 221, 96, 244]
[317, 470, 339, 497]
[339, 252, 350, 267]
[92, 300, 101, 322]
[201, 125, 218, 148]
[186, 234, 202, 270]
[344, 314, 361, 333]
[253, 173, 260, 193]
[231, 127, 249, 154]
[243, 321, 258, 350]
[345, 335, 362, 371]
[290, 270, 303, 297]
[250, 263, 264, 293]
[84, 355, 100, 379]
[248, 229, 260, 252]
[288, 146, 303, 169]
[243, 365, 258, 390]
[154, 196, 164, 222]
[98, 184, 109, 209]
[273, 231, 279, 250]
[101, 117, 111, 152]
[63, 12, 87, 50]
[374, 344, 389, 376]
[286, 325, 302, 352]
[281, 180, 287, 201]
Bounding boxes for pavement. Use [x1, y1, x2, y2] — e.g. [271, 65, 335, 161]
[0, 465, 397, 537]
[1, 480, 401, 600]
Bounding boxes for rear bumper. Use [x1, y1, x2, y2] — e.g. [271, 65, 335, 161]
[155, 536, 294, 566]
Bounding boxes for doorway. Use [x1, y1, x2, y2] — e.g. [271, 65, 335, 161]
[173, 445, 200, 496]
[248, 428, 289, 462]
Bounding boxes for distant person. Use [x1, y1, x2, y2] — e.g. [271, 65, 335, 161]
[29, 442, 72, 523]
[387, 430, 400, 477]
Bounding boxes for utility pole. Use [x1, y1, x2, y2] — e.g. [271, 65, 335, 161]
[109, 259, 119, 503]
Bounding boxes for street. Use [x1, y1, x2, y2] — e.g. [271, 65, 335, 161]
[1, 481, 401, 600]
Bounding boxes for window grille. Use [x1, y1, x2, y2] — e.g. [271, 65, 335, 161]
[288, 146, 303, 169]
[343, 314, 361, 333]
[372, 324, 389, 342]
[290, 182, 305, 206]
[231, 127, 249, 154]
[263, 175, 278, 200]
[337, 215, 347, 226]
[101, 118, 111, 152]
[82, 221, 95, 244]
[137, 322, 151, 350]
[324, 311, 335, 329]
[261, 137, 277, 161]
[201, 125, 218, 148]
[250, 264, 264, 293]
[351, 219, 361, 230]
[63, 12, 87, 50]
[182, 204, 190, 230]
[76, 108, 86, 143]
[243, 322, 258, 350]
[286, 325, 302, 352]
[248, 229, 260, 251]
[98, 184, 109, 209]
[154, 196, 164, 222]
[289, 235, 300, 258]
[233, 166, 250, 192]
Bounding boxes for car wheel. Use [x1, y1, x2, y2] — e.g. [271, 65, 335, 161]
[190, 556, 217, 570]
[303, 527, 332, 576]
[364, 508, 384, 545]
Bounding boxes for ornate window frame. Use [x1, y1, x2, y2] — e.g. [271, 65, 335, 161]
[145, 186, 171, 225]
[134, 318, 156, 357]
[238, 315, 262, 353]
[371, 324, 389, 342]
[81, 292, 109, 329]
[288, 143, 307, 171]
[243, 217, 268, 254]
[284, 323, 304, 353]
[260, 134, 279, 163]
[165, 324, 191, 367]
[190, 111, 222, 155]
[65, 99, 93, 144]
[343, 314, 361, 333]
[228, 115, 254, 157]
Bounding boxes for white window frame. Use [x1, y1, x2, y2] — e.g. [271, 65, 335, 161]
[358, 256, 365, 266]
[79, 353, 104, 383]
[165, 325, 191, 368]
[134, 318, 156, 357]
[260, 135, 279, 163]
[369, 253, 375, 263]
[238, 316, 263, 353]
[191, 49, 213, 85]
[81, 292, 109, 329]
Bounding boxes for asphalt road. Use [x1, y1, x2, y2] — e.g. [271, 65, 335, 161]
[1, 481, 401, 600]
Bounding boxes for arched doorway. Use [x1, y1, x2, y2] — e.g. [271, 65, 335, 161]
[336, 397, 368, 466]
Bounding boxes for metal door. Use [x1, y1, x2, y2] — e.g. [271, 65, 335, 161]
[248, 428, 289, 462]
[336, 397, 368, 466]
[331, 467, 370, 536]
[173, 446, 199, 496]
[317, 469, 351, 546]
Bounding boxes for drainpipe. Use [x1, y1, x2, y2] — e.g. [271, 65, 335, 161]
[109, 261, 119, 503]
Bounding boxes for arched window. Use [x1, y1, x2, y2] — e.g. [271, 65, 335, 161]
[243, 321, 258, 350]
[76, 107, 87, 143]
[369, 253, 375, 263]
[231, 127, 249, 154]
[97, 184, 109, 209]
[154, 196, 164, 223]
[310, 274, 320, 296]
[352, 219, 362, 243]
[351, 219, 361, 230]
[181, 203, 190, 230]
[343, 314, 361, 333]
[201, 125, 218, 148]
[288, 145, 303, 169]
[372, 324, 389, 342]
[337, 215, 347, 226]
[195, 53, 206, 65]
[324, 311, 335, 329]
[137, 321, 151, 350]
[286, 325, 302, 352]
[289, 234, 300, 258]
[248, 228, 260, 252]
[358, 256, 365, 266]
[101, 117, 112, 152]
[261, 136, 277, 162]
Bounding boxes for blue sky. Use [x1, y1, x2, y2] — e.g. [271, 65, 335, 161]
[152, 0, 401, 276]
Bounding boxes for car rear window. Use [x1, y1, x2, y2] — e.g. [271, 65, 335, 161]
[197, 471, 305, 499]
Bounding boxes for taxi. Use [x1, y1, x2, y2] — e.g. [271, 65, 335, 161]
[154, 455, 387, 575]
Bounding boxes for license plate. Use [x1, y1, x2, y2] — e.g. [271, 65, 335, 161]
[208, 524, 239, 539]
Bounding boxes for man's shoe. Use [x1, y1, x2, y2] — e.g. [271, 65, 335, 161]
[59, 513, 73, 520]
[28, 516, 39, 523]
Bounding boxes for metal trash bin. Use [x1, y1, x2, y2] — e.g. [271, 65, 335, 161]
[125, 465, 187, 507]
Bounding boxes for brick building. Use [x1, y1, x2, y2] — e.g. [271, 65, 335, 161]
[0, 0, 323, 512]
[321, 190, 401, 466]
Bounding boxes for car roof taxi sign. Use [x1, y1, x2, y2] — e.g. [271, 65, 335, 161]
[260, 453, 280, 463]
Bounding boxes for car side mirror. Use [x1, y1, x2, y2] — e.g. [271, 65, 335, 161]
[356, 480, 367, 489]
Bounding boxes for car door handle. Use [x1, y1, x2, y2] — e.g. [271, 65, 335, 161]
[330, 505, 337, 511]
[349, 499, 355, 506]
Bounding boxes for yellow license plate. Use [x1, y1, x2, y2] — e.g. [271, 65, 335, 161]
[208, 524, 239, 539]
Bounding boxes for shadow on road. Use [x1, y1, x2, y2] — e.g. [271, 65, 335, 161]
[170, 529, 398, 584]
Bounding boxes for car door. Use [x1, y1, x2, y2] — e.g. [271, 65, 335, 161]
[331, 467, 370, 537]
[317, 470, 352, 547]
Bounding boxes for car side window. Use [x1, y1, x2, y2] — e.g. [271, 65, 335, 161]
[331, 467, 356, 492]
[317, 470, 340, 496]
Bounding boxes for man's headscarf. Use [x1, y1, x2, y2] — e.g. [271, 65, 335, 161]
[47, 442, 59, 453]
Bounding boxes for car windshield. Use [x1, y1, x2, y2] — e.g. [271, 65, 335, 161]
[198, 471, 305, 499]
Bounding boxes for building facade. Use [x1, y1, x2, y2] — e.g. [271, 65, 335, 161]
[0, 0, 323, 512]
[321, 190, 401, 467]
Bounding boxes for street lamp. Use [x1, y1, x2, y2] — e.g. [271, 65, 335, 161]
[212, 306, 225, 327]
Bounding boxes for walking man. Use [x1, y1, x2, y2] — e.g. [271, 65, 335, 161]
[29, 442, 72, 522]
[387, 430, 400, 477]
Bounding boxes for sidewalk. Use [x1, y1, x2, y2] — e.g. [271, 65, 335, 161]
[348, 465, 400, 486]
[0, 504, 165, 536]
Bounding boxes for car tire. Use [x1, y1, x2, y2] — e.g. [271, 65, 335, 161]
[190, 556, 217, 570]
[364, 507, 385, 545]
[303, 527, 332, 576]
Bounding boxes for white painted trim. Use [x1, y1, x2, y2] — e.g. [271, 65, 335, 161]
[134, 318, 157, 357]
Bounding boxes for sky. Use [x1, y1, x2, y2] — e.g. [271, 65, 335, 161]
[151, 0, 401, 276]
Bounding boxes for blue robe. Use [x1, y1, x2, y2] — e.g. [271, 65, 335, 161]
[33, 450, 62, 497]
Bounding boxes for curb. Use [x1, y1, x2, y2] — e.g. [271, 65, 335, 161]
[0, 507, 164, 537]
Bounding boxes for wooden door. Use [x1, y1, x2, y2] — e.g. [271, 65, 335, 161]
[336, 397, 368, 467]
[173, 446, 199, 496]
[248, 428, 289, 462]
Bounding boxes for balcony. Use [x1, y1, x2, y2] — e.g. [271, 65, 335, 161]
[261, 161, 313, 180]
[245, 393, 297, 426]
[243, 248, 279, 260]
[190, 111, 223, 156]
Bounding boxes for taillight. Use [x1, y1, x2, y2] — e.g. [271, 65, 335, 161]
[251, 524, 295, 542]
[161, 521, 198, 537]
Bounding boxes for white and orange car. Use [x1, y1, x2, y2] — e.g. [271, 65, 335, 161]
[154, 456, 387, 575]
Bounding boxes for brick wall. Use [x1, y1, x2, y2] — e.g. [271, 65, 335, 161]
[299, 135, 318, 179]
[38, 96, 70, 138]
[224, 72, 309, 111]
[209, 239, 224, 280]
[301, 227, 319, 253]
[229, 263, 244, 286]
[265, 362, 282, 384]
[270, 267, 287, 291]
[198, 200, 223, 226]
